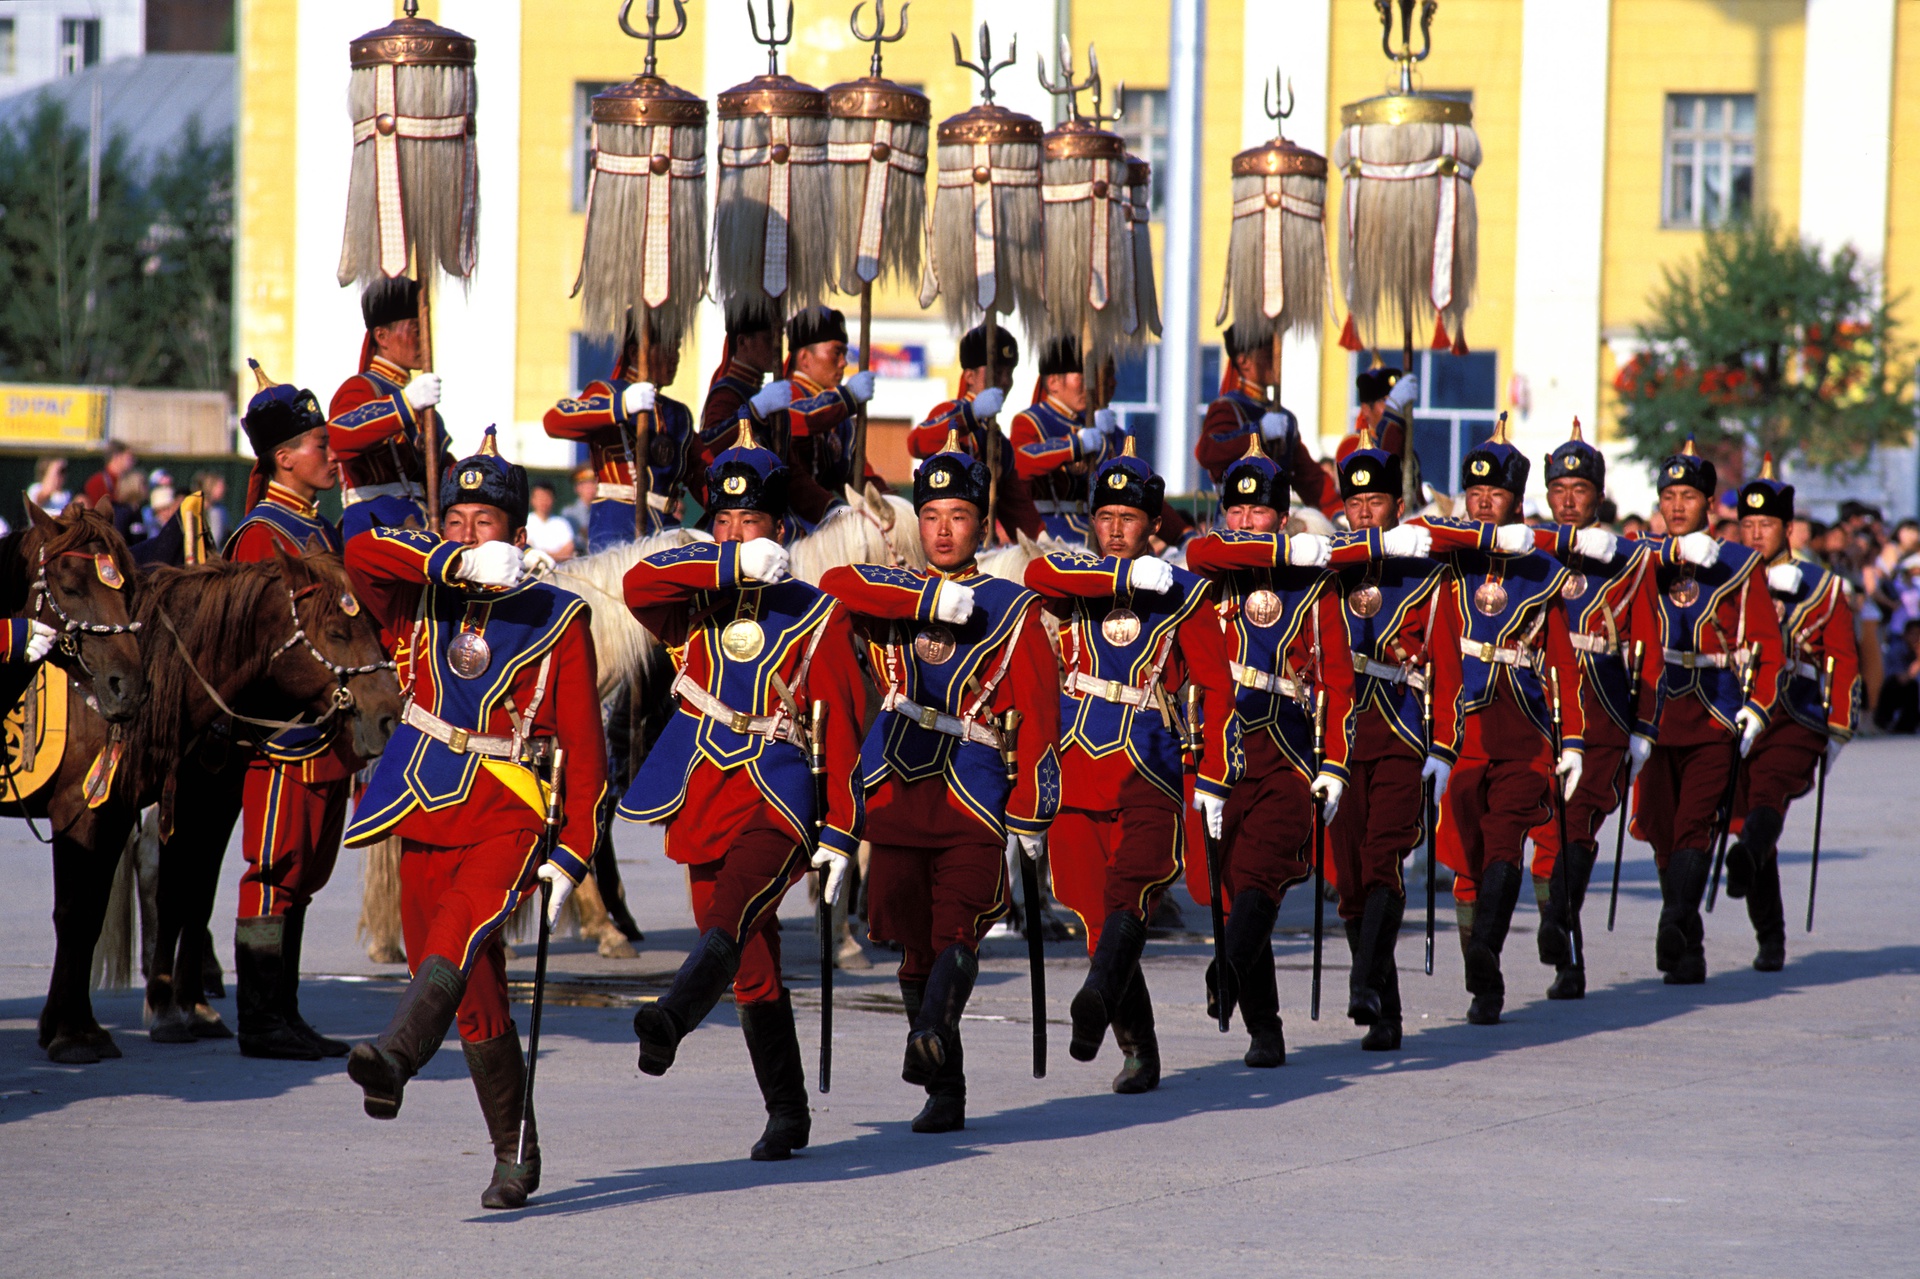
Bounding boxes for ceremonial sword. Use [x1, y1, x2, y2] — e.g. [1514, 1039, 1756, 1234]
[519, 746, 567, 1175]
[1548, 669, 1580, 972]
[1185, 683, 1234, 1033]
[1423, 660, 1437, 976]
[1806, 654, 1835, 932]
[1706, 645, 1759, 912]
[999, 707, 1047, 1077]
[1607, 640, 1646, 931]
[810, 701, 833, 1094]
[1310, 687, 1328, 1021]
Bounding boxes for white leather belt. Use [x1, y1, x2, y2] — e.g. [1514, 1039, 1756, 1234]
[1664, 648, 1732, 670]
[595, 485, 672, 512]
[1228, 661, 1303, 698]
[1570, 633, 1618, 655]
[879, 690, 1002, 748]
[672, 671, 806, 745]
[1790, 659, 1819, 681]
[1461, 638, 1537, 668]
[343, 480, 425, 507]
[1353, 654, 1427, 690]
[403, 700, 548, 760]
[1034, 499, 1079, 516]
[1067, 670, 1155, 707]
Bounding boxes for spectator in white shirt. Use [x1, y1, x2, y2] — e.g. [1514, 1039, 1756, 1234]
[525, 481, 577, 562]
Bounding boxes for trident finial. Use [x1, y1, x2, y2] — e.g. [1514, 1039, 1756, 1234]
[1263, 68, 1295, 131]
[1376, 0, 1438, 93]
[747, 0, 795, 76]
[850, 1, 909, 79]
[1086, 52, 1125, 127]
[952, 24, 1017, 105]
[1038, 36, 1097, 123]
[618, 0, 689, 78]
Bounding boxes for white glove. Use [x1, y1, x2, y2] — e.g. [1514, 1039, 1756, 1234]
[1556, 749, 1583, 801]
[971, 386, 1006, 419]
[1193, 792, 1225, 841]
[1075, 426, 1106, 455]
[933, 579, 977, 625]
[1381, 524, 1431, 559]
[1259, 410, 1292, 442]
[749, 381, 793, 417]
[812, 846, 851, 907]
[1384, 373, 1420, 414]
[1016, 833, 1044, 862]
[736, 537, 790, 585]
[1311, 773, 1344, 825]
[1093, 408, 1119, 436]
[1129, 555, 1175, 595]
[1735, 707, 1765, 758]
[1421, 754, 1452, 803]
[1825, 737, 1845, 769]
[1676, 531, 1720, 569]
[1767, 563, 1803, 595]
[402, 373, 442, 411]
[1286, 533, 1331, 568]
[453, 540, 524, 589]
[1494, 524, 1533, 554]
[1627, 732, 1654, 784]
[622, 381, 657, 416]
[23, 620, 56, 663]
[1574, 527, 1618, 562]
[535, 862, 575, 930]
[521, 547, 557, 579]
[844, 370, 877, 403]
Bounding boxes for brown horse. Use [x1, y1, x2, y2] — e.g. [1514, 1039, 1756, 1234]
[0, 502, 146, 724]
[16, 546, 402, 1063]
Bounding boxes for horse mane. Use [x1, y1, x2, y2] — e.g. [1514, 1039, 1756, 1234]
[789, 491, 928, 585]
[548, 529, 692, 697]
[0, 503, 134, 614]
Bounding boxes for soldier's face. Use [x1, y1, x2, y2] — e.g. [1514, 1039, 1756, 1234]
[961, 365, 1015, 396]
[1044, 372, 1087, 414]
[1232, 351, 1273, 387]
[1344, 493, 1400, 531]
[1740, 514, 1787, 561]
[1547, 477, 1599, 528]
[1093, 505, 1159, 559]
[1224, 504, 1282, 534]
[919, 498, 983, 571]
[372, 318, 421, 370]
[736, 331, 781, 372]
[712, 509, 779, 544]
[793, 341, 848, 388]
[274, 427, 339, 494]
[1659, 485, 1710, 536]
[1464, 485, 1516, 525]
[443, 503, 524, 549]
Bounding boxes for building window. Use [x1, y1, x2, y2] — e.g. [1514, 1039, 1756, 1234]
[1114, 88, 1169, 219]
[1350, 349, 1500, 495]
[0, 20, 16, 77]
[573, 81, 620, 212]
[59, 18, 101, 76]
[1664, 94, 1755, 228]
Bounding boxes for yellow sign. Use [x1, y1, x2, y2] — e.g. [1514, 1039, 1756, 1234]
[0, 384, 106, 446]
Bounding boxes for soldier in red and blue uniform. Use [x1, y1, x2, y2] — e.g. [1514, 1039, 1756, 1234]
[1725, 456, 1857, 973]
[619, 422, 866, 1161]
[1193, 324, 1343, 521]
[224, 370, 364, 1060]
[1183, 435, 1356, 1066]
[1024, 440, 1237, 1093]
[698, 309, 784, 480]
[342, 430, 609, 1211]
[1011, 338, 1124, 543]
[820, 432, 1061, 1132]
[1635, 440, 1783, 985]
[328, 277, 455, 538]
[908, 324, 1041, 542]
[542, 314, 697, 546]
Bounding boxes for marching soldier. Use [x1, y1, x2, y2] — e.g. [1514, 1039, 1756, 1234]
[1637, 440, 1783, 985]
[224, 370, 362, 1060]
[1324, 428, 1460, 1050]
[1012, 338, 1123, 544]
[820, 431, 1061, 1131]
[1725, 456, 1858, 972]
[910, 324, 1042, 542]
[328, 277, 454, 532]
[542, 315, 697, 547]
[1182, 436, 1354, 1066]
[618, 423, 866, 1160]
[1193, 325, 1343, 520]
[1023, 439, 1237, 1093]
[342, 430, 609, 1211]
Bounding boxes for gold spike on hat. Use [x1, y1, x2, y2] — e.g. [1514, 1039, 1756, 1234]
[247, 357, 277, 391]
[1760, 450, 1776, 480]
[1491, 410, 1511, 445]
[1241, 431, 1268, 460]
[1680, 436, 1700, 457]
[734, 418, 755, 449]
[1568, 416, 1584, 443]
[1356, 423, 1377, 451]
[1121, 434, 1138, 458]
[943, 426, 963, 453]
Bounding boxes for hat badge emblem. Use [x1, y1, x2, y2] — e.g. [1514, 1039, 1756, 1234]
[1107, 471, 1128, 489]
[1668, 463, 1685, 478]
[1747, 491, 1764, 507]
[1471, 459, 1491, 477]
[1351, 467, 1372, 485]
[930, 469, 951, 489]
[1566, 456, 1581, 469]
[459, 468, 483, 489]
[1236, 475, 1258, 494]
[723, 475, 748, 495]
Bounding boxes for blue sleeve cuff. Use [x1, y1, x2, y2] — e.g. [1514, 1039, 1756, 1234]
[1318, 761, 1352, 785]
[1429, 744, 1459, 766]
[4, 618, 27, 662]
[1194, 776, 1233, 801]
[717, 539, 741, 590]
[547, 844, 591, 885]
[819, 825, 861, 857]
[426, 539, 464, 587]
[1560, 737, 1586, 755]
[917, 577, 944, 622]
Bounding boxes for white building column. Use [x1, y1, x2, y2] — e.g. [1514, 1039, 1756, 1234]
[1241, 0, 1328, 447]
[1800, 0, 1896, 264]
[1509, 0, 1610, 468]
[1156, 0, 1205, 489]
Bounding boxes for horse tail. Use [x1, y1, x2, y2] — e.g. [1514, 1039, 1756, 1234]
[357, 835, 406, 964]
[90, 814, 143, 990]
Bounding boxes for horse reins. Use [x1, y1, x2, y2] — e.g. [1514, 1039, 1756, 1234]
[29, 547, 142, 674]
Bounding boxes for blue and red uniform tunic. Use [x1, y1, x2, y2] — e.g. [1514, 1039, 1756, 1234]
[821, 562, 1062, 981]
[1011, 397, 1114, 543]
[542, 379, 697, 547]
[618, 540, 866, 1004]
[328, 355, 453, 533]
[224, 483, 358, 919]
[0, 618, 42, 662]
[344, 526, 609, 1043]
[1192, 370, 1342, 520]
[909, 390, 1042, 541]
[1023, 549, 1238, 949]
[697, 357, 769, 476]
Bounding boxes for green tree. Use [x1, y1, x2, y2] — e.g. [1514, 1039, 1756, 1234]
[135, 119, 234, 391]
[1613, 215, 1914, 475]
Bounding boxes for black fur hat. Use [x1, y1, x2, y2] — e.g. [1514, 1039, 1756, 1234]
[440, 427, 530, 529]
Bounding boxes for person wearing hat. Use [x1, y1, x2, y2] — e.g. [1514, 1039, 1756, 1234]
[698, 308, 789, 474]
[1412, 416, 1585, 1025]
[1023, 439, 1237, 1093]
[341, 428, 609, 1211]
[1723, 456, 1858, 973]
[1012, 338, 1125, 543]
[910, 323, 1043, 542]
[1194, 324, 1343, 521]
[329, 276, 456, 526]
[543, 314, 698, 547]
[617, 422, 866, 1161]
[819, 430, 1062, 1132]
[220, 364, 364, 1061]
[1635, 439, 1784, 985]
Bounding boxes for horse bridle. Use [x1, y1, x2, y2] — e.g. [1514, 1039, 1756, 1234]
[268, 580, 397, 720]
[28, 547, 142, 672]
[853, 503, 908, 569]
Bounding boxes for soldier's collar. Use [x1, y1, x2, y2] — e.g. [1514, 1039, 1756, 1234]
[263, 480, 319, 518]
[792, 372, 830, 396]
[928, 562, 980, 581]
[368, 355, 409, 383]
[1041, 394, 1080, 420]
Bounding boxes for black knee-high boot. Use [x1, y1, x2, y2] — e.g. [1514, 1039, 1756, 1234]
[465, 1023, 540, 1210]
[738, 990, 810, 1161]
[1225, 890, 1282, 1067]
[1107, 966, 1160, 1094]
[1070, 912, 1148, 1062]
[1464, 861, 1522, 1024]
[347, 954, 466, 1119]
[1656, 848, 1711, 985]
[634, 928, 741, 1075]
[1361, 891, 1405, 1050]
[904, 944, 978, 1088]
[1741, 806, 1787, 972]
[1546, 841, 1599, 1000]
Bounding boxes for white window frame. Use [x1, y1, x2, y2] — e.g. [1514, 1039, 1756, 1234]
[1114, 88, 1169, 220]
[58, 18, 101, 77]
[1663, 93, 1756, 229]
[572, 81, 621, 213]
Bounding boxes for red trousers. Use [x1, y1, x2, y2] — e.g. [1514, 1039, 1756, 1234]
[237, 760, 348, 918]
[1330, 750, 1423, 920]
[1528, 741, 1627, 879]
[1050, 800, 1181, 954]
[1219, 735, 1313, 905]
[865, 775, 1010, 982]
[1442, 751, 1551, 900]
[1639, 739, 1737, 866]
[400, 826, 542, 1044]
[1734, 719, 1824, 822]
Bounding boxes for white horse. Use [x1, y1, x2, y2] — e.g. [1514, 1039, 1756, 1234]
[789, 484, 924, 584]
[547, 529, 696, 698]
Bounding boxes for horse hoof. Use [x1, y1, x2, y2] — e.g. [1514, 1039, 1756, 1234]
[597, 935, 638, 959]
[46, 1036, 101, 1065]
[84, 1028, 122, 1059]
[187, 1005, 234, 1040]
[366, 941, 406, 965]
[149, 1005, 196, 1044]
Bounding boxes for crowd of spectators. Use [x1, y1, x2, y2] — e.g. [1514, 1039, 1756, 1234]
[21, 443, 232, 547]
